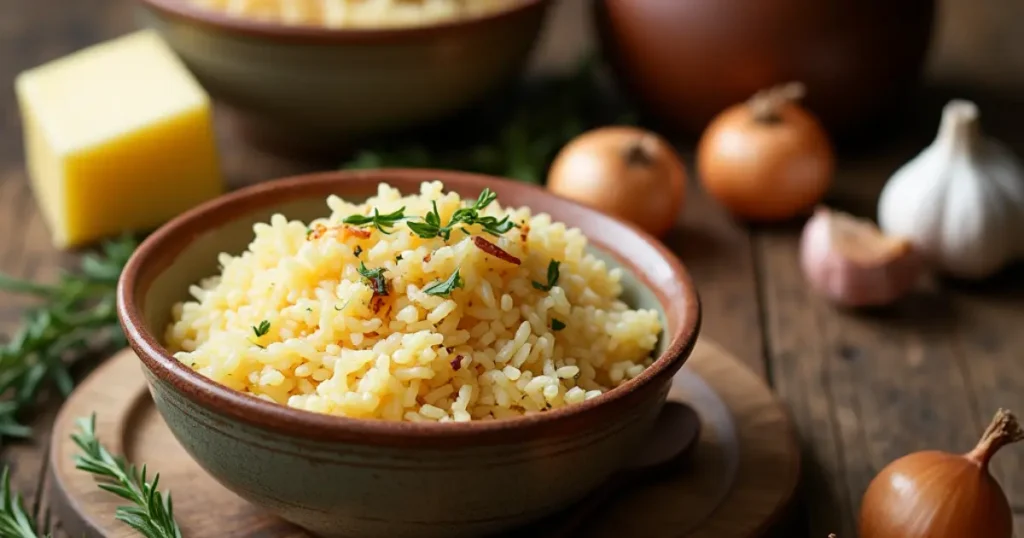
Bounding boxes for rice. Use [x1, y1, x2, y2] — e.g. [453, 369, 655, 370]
[165, 181, 662, 422]
[186, 0, 522, 29]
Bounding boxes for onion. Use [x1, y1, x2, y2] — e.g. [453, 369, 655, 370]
[860, 409, 1024, 538]
[547, 126, 687, 236]
[697, 82, 834, 222]
[799, 207, 923, 307]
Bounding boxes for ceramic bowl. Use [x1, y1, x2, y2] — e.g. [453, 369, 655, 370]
[136, 0, 552, 155]
[594, 0, 935, 136]
[117, 169, 700, 538]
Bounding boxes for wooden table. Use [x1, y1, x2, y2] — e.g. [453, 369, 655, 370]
[3, 1, 1024, 537]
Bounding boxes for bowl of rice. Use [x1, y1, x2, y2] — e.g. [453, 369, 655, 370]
[136, 0, 551, 155]
[118, 169, 700, 538]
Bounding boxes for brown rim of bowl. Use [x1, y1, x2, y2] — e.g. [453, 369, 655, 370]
[137, 0, 550, 44]
[117, 169, 701, 447]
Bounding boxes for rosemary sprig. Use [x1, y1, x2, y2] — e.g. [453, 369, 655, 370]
[0, 235, 136, 445]
[72, 414, 182, 538]
[342, 58, 634, 184]
[0, 466, 44, 538]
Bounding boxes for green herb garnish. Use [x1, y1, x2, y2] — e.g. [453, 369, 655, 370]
[353, 245, 363, 257]
[342, 207, 406, 235]
[396, 254, 403, 261]
[551, 319, 566, 331]
[358, 263, 389, 296]
[72, 414, 182, 538]
[423, 269, 465, 297]
[532, 260, 561, 292]
[0, 235, 136, 444]
[0, 466, 43, 538]
[252, 320, 270, 338]
[407, 189, 516, 240]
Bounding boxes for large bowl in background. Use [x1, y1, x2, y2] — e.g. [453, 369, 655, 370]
[136, 0, 551, 155]
[116, 169, 701, 538]
[595, 0, 936, 138]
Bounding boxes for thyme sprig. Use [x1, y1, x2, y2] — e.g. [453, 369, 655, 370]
[0, 466, 44, 538]
[0, 235, 136, 445]
[341, 207, 406, 235]
[72, 414, 182, 538]
[407, 188, 516, 240]
[532, 260, 561, 292]
[423, 269, 465, 297]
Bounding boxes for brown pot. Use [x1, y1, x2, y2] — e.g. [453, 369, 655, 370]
[594, 0, 936, 137]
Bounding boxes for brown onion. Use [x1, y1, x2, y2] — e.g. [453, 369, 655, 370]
[697, 82, 834, 222]
[859, 409, 1023, 538]
[547, 126, 687, 236]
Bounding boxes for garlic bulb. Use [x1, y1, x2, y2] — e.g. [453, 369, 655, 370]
[801, 207, 923, 307]
[877, 100, 1024, 279]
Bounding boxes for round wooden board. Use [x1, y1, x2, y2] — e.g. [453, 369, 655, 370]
[49, 339, 799, 538]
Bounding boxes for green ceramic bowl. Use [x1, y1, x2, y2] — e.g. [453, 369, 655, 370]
[136, 0, 552, 155]
[117, 169, 700, 538]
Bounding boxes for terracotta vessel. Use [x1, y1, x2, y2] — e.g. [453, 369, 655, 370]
[117, 169, 701, 538]
[594, 0, 936, 136]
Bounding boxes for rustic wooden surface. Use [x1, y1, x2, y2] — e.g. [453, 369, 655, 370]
[2, 0, 1024, 537]
[48, 342, 797, 538]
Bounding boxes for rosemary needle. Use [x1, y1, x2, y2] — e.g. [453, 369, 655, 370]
[71, 414, 182, 538]
[0, 466, 44, 538]
[0, 235, 136, 446]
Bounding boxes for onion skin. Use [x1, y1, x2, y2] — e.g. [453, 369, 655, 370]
[859, 409, 1023, 538]
[800, 207, 923, 307]
[547, 127, 687, 237]
[697, 84, 834, 222]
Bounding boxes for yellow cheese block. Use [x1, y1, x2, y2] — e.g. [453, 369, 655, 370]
[15, 30, 224, 248]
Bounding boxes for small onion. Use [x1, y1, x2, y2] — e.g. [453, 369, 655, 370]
[547, 126, 687, 236]
[697, 82, 834, 222]
[800, 207, 923, 307]
[860, 409, 1024, 538]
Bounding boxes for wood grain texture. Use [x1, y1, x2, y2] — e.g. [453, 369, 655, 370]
[48, 342, 797, 538]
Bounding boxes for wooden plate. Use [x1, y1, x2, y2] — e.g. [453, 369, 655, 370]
[48, 339, 799, 537]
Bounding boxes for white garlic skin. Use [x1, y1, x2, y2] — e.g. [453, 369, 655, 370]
[801, 208, 923, 307]
[877, 100, 1024, 279]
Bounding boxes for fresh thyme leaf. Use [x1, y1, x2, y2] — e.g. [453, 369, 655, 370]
[353, 246, 363, 257]
[396, 254, 403, 262]
[423, 269, 465, 297]
[532, 260, 561, 291]
[551, 319, 566, 331]
[0, 234, 136, 445]
[473, 188, 498, 211]
[252, 320, 271, 338]
[358, 263, 389, 296]
[0, 466, 44, 538]
[72, 414, 183, 538]
[342, 207, 406, 235]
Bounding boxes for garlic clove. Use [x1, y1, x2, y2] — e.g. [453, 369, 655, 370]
[801, 207, 923, 307]
[877, 100, 1024, 279]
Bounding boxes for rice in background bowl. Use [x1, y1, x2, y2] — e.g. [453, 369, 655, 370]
[187, 0, 525, 28]
[166, 181, 662, 422]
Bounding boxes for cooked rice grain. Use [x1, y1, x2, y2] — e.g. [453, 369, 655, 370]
[166, 182, 661, 422]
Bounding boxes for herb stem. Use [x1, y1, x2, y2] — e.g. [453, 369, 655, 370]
[71, 415, 182, 538]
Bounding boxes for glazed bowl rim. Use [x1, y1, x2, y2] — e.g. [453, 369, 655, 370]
[137, 0, 550, 43]
[117, 169, 701, 446]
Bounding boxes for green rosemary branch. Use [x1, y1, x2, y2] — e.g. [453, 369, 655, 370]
[71, 414, 182, 538]
[0, 235, 137, 445]
[343, 58, 635, 184]
[0, 466, 45, 538]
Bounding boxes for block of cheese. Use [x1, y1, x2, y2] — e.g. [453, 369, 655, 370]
[15, 30, 224, 248]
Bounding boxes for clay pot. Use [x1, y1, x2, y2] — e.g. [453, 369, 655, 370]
[594, 0, 936, 137]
